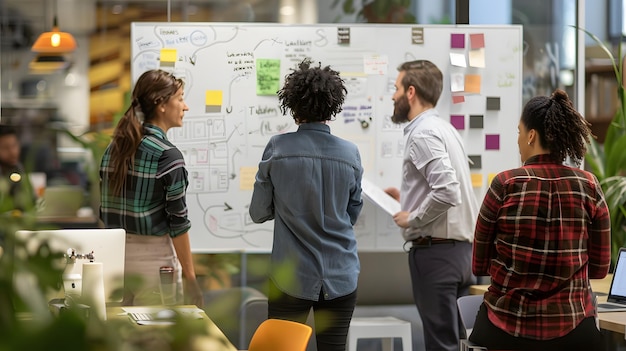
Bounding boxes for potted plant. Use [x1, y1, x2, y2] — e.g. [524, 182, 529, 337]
[579, 28, 626, 268]
[332, 0, 416, 23]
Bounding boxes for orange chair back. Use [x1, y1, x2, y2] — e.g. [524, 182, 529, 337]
[248, 318, 313, 351]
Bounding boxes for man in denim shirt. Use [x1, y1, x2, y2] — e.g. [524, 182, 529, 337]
[250, 58, 363, 351]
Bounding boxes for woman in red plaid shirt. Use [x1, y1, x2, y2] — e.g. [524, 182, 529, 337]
[469, 89, 611, 351]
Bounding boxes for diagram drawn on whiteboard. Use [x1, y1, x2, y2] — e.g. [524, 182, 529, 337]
[131, 23, 523, 252]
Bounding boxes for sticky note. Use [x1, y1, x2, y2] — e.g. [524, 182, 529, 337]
[452, 95, 465, 104]
[470, 33, 485, 49]
[256, 59, 281, 96]
[486, 97, 501, 111]
[487, 173, 498, 185]
[471, 173, 483, 188]
[488, 173, 497, 186]
[338, 27, 350, 44]
[465, 74, 481, 94]
[485, 134, 500, 150]
[451, 72, 465, 92]
[364, 55, 388, 75]
[450, 115, 465, 130]
[206, 90, 223, 113]
[239, 166, 258, 190]
[450, 53, 467, 67]
[160, 48, 177, 67]
[468, 155, 482, 169]
[451, 33, 465, 49]
[469, 115, 484, 129]
[469, 48, 486, 68]
[411, 27, 424, 44]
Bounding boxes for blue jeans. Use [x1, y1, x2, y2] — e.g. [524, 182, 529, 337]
[267, 279, 357, 351]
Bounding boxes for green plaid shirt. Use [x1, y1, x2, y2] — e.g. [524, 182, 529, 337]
[99, 124, 191, 237]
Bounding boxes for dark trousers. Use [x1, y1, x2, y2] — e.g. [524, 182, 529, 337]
[408, 240, 474, 351]
[267, 280, 357, 351]
[469, 302, 605, 351]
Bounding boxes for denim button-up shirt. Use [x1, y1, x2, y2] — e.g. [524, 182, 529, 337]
[249, 122, 363, 300]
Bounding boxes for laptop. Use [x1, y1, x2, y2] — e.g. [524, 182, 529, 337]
[597, 248, 626, 312]
[37, 185, 84, 217]
[123, 306, 204, 325]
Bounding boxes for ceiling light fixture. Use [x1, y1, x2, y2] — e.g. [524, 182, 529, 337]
[31, 0, 77, 54]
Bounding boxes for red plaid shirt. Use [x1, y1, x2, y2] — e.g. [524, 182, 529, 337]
[473, 154, 611, 340]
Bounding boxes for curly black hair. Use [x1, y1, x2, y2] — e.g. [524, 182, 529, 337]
[521, 89, 592, 165]
[277, 58, 346, 123]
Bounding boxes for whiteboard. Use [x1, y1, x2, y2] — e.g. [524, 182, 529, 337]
[131, 23, 523, 253]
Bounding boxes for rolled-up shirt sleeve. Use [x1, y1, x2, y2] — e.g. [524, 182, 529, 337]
[408, 133, 461, 228]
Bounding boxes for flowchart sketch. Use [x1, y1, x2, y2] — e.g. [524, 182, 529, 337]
[132, 23, 523, 252]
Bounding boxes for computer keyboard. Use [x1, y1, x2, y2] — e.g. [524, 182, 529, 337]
[128, 312, 153, 321]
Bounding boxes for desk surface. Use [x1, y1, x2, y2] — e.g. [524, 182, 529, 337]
[469, 274, 626, 334]
[107, 305, 237, 351]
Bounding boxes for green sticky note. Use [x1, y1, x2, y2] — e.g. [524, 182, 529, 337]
[256, 59, 281, 96]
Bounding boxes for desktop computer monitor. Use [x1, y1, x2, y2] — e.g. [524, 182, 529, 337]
[15, 228, 126, 304]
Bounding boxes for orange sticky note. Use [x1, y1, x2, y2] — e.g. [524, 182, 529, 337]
[471, 173, 483, 188]
[465, 74, 481, 94]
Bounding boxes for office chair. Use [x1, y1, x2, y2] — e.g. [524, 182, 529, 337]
[457, 295, 487, 351]
[248, 318, 312, 351]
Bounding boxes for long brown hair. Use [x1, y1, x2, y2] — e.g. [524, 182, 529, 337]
[106, 69, 184, 196]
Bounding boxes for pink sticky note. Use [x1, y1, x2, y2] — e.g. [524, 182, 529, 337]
[450, 115, 465, 130]
[485, 134, 500, 150]
[451, 33, 465, 49]
[470, 33, 485, 49]
[452, 95, 465, 104]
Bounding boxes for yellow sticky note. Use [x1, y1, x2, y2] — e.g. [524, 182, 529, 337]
[465, 74, 481, 94]
[487, 173, 497, 186]
[160, 48, 177, 63]
[239, 166, 258, 190]
[471, 173, 483, 188]
[206, 90, 223, 113]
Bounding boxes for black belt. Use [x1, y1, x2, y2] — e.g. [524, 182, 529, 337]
[411, 236, 458, 247]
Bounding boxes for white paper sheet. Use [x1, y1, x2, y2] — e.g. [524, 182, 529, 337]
[361, 178, 401, 216]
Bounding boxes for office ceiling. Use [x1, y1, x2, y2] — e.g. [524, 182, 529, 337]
[0, 0, 279, 51]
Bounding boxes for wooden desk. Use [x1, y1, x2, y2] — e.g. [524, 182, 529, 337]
[107, 305, 237, 351]
[469, 274, 626, 334]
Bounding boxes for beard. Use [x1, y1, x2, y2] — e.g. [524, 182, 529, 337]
[391, 95, 410, 124]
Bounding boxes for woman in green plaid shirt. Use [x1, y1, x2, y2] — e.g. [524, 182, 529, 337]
[100, 69, 203, 307]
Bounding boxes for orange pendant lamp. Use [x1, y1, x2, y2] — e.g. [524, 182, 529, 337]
[31, 16, 77, 53]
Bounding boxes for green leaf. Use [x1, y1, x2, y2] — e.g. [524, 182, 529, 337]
[576, 25, 626, 267]
[605, 134, 626, 176]
[342, 0, 355, 14]
[585, 138, 605, 180]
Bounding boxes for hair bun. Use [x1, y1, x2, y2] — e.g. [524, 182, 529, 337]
[550, 89, 569, 104]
